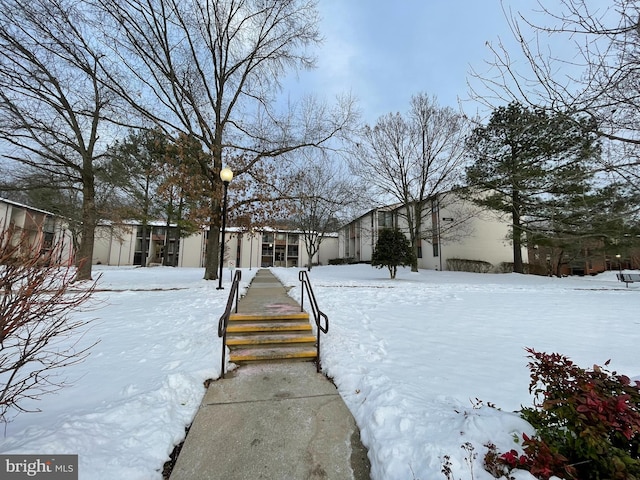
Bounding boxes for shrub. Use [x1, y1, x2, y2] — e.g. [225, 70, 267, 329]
[484, 439, 575, 480]
[446, 258, 493, 273]
[523, 348, 640, 479]
[496, 262, 531, 274]
[0, 228, 98, 422]
[484, 348, 640, 480]
[328, 258, 351, 265]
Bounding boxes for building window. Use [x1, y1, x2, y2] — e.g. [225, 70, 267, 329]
[417, 245, 422, 258]
[261, 243, 273, 256]
[433, 242, 439, 257]
[378, 211, 393, 228]
[42, 231, 54, 251]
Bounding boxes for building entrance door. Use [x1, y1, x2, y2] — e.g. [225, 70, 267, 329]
[275, 245, 286, 267]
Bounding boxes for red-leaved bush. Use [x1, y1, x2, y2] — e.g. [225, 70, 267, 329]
[484, 348, 640, 480]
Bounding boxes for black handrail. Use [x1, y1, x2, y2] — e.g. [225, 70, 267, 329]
[298, 270, 329, 372]
[217, 270, 242, 379]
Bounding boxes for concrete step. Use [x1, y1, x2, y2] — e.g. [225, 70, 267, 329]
[229, 345, 317, 363]
[226, 311, 316, 365]
[226, 333, 317, 346]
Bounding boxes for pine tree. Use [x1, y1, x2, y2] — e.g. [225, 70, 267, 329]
[371, 228, 416, 279]
[465, 102, 600, 273]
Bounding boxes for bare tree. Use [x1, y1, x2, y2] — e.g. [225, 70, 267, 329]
[288, 153, 361, 270]
[95, 0, 357, 280]
[0, 0, 114, 281]
[0, 227, 97, 423]
[469, 0, 640, 188]
[349, 93, 469, 271]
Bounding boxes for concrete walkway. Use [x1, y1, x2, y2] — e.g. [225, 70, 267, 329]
[169, 269, 371, 480]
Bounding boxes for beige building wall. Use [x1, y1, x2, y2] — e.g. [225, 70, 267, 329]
[316, 235, 339, 266]
[224, 230, 338, 269]
[179, 233, 206, 268]
[91, 225, 338, 269]
[1, 198, 74, 265]
[94, 224, 137, 266]
[340, 209, 378, 262]
[339, 193, 527, 271]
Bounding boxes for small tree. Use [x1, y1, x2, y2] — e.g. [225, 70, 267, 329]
[289, 156, 360, 271]
[0, 228, 98, 423]
[371, 228, 416, 279]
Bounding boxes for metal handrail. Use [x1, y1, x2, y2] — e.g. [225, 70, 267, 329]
[217, 270, 242, 379]
[298, 270, 329, 372]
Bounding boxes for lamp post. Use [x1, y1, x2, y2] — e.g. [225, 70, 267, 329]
[616, 253, 622, 276]
[217, 167, 233, 290]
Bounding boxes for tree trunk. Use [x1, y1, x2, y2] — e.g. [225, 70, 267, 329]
[140, 223, 148, 268]
[75, 180, 96, 281]
[173, 194, 185, 267]
[512, 191, 524, 274]
[305, 240, 314, 271]
[203, 196, 222, 280]
[512, 227, 524, 273]
[554, 249, 564, 277]
[204, 231, 220, 280]
[304, 234, 321, 271]
[163, 216, 171, 266]
[410, 203, 421, 272]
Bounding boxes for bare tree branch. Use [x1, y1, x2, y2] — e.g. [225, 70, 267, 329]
[349, 94, 469, 271]
[0, 226, 98, 423]
[94, 0, 358, 279]
[0, 0, 115, 281]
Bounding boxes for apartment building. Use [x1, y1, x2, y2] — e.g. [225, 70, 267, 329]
[93, 223, 338, 269]
[339, 192, 526, 271]
[0, 197, 74, 264]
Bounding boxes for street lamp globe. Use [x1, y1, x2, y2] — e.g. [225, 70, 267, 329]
[220, 167, 233, 183]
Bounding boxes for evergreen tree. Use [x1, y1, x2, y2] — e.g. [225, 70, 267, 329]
[529, 181, 640, 275]
[465, 102, 600, 273]
[104, 130, 212, 267]
[104, 129, 170, 267]
[371, 228, 416, 279]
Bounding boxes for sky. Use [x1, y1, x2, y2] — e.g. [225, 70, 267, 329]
[0, 264, 638, 479]
[284, 0, 533, 124]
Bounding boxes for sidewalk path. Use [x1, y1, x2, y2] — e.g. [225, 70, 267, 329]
[169, 269, 371, 480]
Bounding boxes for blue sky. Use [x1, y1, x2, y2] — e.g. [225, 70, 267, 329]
[284, 0, 535, 124]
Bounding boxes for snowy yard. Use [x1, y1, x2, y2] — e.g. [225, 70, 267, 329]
[0, 265, 638, 479]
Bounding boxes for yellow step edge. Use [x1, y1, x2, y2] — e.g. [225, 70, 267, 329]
[227, 324, 312, 333]
[229, 313, 309, 321]
[230, 350, 317, 362]
[226, 336, 317, 346]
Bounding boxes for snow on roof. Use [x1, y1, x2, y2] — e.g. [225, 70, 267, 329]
[0, 196, 58, 217]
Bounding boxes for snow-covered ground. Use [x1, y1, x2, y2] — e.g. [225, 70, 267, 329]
[0, 264, 638, 480]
